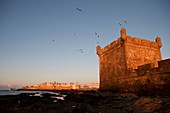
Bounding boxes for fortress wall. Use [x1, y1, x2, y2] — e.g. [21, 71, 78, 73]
[112, 72, 170, 95]
[124, 36, 162, 74]
[97, 35, 162, 79]
[125, 44, 161, 67]
[97, 38, 126, 90]
[112, 59, 170, 94]
[96, 28, 167, 91]
[158, 59, 170, 72]
[136, 59, 170, 76]
[137, 63, 155, 76]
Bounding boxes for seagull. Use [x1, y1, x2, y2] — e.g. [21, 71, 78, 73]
[77, 49, 84, 53]
[76, 8, 82, 11]
[118, 23, 122, 26]
[124, 20, 127, 23]
[79, 49, 84, 53]
[95, 32, 100, 38]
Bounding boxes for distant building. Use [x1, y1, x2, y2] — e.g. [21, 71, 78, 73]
[79, 83, 99, 90]
[22, 81, 99, 90]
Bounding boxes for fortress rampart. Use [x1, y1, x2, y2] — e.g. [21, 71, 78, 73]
[114, 59, 170, 95]
[97, 36, 161, 56]
[96, 28, 170, 94]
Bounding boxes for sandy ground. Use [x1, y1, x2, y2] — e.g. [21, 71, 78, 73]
[0, 90, 170, 113]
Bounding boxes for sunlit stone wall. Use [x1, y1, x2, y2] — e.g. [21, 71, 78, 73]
[96, 28, 163, 91]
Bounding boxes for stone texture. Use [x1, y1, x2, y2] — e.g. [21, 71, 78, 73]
[96, 28, 170, 93]
[158, 59, 170, 72]
[137, 63, 155, 76]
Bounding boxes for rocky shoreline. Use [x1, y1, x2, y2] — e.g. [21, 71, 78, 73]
[0, 90, 170, 113]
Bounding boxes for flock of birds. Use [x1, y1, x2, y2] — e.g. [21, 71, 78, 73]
[118, 20, 127, 27]
[52, 7, 127, 54]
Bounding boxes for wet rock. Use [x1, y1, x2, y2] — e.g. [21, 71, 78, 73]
[0, 91, 170, 113]
[127, 96, 170, 113]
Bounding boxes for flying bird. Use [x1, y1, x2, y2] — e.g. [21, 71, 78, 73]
[52, 40, 55, 42]
[76, 8, 82, 11]
[77, 49, 84, 53]
[95, 32, 100, 38]
[118, 23, 122, 26]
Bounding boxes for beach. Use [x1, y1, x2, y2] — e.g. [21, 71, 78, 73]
[0, 90, 170, 113]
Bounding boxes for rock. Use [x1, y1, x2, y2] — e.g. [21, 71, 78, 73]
[127, 96, 170, 113]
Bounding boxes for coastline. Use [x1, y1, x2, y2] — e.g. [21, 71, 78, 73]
[0, 90, 170, 113]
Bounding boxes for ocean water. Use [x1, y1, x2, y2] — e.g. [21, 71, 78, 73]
[0, 90, 66, 100]
[0, 90, 48, 96]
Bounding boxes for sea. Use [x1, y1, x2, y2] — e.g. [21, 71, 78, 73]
[0, 90, 51, 96]
[0, 90, 65, 100]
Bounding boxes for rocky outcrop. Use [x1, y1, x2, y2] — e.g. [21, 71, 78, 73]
[0, 91, 170, 113]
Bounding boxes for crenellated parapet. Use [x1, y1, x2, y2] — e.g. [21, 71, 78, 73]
[96, 45, 101, 55]
[156, 36, 162, 48]
[136, 59, 170, 76]
[96, 37, 123, 56]
[96, 37, 161, 56]
[125, 36, 161, 49]
[96, 28, 162, 56]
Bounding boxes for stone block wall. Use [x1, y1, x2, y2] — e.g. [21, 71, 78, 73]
[96, 28, 165, 91]
[158, 59, 170, 72]
[124, 36, 162, 75]
[137, 63, 155, 76]
[96, 38, 126, 90]
[116, 59, 170, 95]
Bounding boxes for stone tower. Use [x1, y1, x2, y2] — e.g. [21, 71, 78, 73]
[120, 27, 127, 40]
[96, 28, 162, 90]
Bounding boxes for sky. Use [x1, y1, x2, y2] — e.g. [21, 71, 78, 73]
[0, 0, 170, 87]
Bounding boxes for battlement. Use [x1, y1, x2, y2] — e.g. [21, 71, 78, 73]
[97, 28, 162, 56]
[137, 59, 170, 76]
[96, 37, 123, 56]
[126, 36, 161, 48]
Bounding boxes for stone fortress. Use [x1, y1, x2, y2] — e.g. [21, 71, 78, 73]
[96, 28, 170, 94]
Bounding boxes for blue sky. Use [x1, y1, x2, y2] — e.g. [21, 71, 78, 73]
[0, 0, 170, 87]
